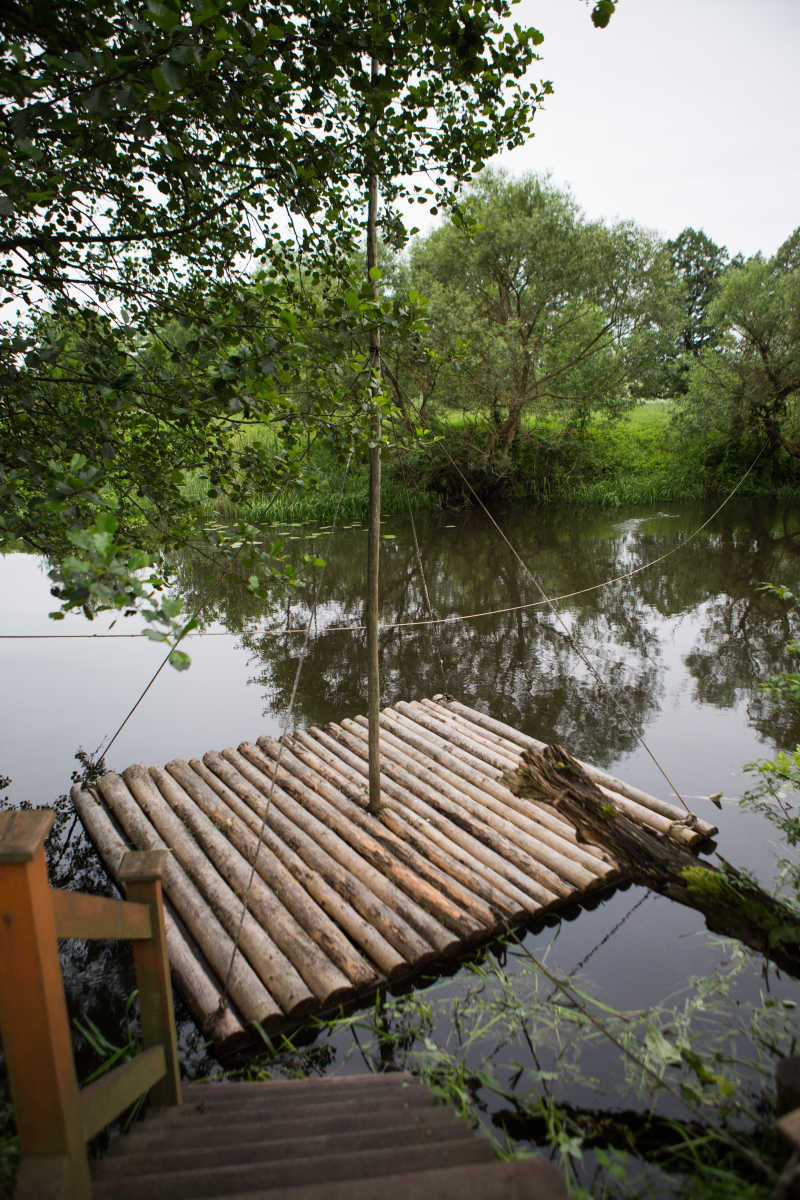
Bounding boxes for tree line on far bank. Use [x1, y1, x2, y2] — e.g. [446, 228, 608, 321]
[376, 173, 800, 501]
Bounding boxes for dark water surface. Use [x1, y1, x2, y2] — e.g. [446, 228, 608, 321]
[3, 496, 800, 1181]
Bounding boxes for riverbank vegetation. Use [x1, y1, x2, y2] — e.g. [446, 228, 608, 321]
[167, 171, 800, 525]
[204, 397, 800, 527]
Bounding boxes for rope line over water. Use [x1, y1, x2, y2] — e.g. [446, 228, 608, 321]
[2, 446, 768, 646]
[425, 442, 767, 811]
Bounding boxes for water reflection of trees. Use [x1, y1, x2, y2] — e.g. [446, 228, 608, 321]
[173, 499, 800, 764]
[632, 505, 800, 747]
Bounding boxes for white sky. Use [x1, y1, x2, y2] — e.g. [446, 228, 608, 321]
[484, 0, 799, 258]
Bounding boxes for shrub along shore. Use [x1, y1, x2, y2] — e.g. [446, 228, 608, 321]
[213, 401, 800, 527]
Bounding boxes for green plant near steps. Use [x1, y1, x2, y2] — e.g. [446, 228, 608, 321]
[0, 990, 144, 1190]
[216, 935, 793, 1198]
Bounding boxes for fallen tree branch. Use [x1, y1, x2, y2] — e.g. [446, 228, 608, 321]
[503, 744, 800, 979]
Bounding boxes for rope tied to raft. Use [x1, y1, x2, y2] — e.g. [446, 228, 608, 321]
[428, 437, 766, 813]
[212, 445, 355, 1025]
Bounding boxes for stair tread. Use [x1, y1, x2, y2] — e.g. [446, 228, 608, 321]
[93, 1157, 567, 1200]
[107, 1102, 462, 1155]
[93, 1137, 495, 1199]
[96, 1116, 472, 1176]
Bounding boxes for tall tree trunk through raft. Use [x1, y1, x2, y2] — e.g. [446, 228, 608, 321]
[503, 744, 800, 979]
[366, 55, 382, 816]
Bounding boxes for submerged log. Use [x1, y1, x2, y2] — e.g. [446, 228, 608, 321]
[503, 744, 800, 979]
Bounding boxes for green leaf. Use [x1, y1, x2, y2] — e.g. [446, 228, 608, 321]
[591, 1, 616, 29]
[94, 512, 118, 535]
[169, 649, 191, 670]
[161, 595, 183, 619]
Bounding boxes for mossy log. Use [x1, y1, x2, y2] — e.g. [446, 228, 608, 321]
[503, 744, 800, 979]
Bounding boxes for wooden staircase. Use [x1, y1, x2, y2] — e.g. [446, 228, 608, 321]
[94, 1074, 567, 1198]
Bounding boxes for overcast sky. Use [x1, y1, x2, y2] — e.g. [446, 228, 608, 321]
[485, 0, 799, 258]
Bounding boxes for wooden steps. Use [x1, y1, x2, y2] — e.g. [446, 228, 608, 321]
[93, 1074, 567, 1199]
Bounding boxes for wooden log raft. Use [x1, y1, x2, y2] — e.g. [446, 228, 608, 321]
[72, 697, 717, 1050]
[503, 744, 800, 979]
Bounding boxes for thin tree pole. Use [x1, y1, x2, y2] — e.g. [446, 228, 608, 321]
[365, 55, 382, 815]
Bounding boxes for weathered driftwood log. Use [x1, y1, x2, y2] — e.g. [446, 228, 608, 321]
[446, 696, 718, 840]
[503, 744, 800, 979]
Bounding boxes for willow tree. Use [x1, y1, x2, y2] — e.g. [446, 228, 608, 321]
[408, 171, 673, 458]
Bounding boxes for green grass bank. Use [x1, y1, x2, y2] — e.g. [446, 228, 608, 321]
[201, 401, 800, 526]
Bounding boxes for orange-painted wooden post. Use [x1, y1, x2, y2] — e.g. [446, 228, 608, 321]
[119, 850, 181, 1109]
[0, 810, 90, 1199]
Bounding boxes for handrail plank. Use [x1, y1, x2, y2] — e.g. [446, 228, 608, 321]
[52, 889, 152, 941]
[80, 1045, 166, 1142]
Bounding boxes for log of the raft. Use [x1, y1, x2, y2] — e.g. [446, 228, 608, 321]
[71, 785, 247, 1049]
[283, 728, 503, 928]
[115, 766, 315, 1018]
[444, 696, 717, 841]
[356, 712, 608, 886]
[311, 723, 552, 913]
[202, 748, 439, 964]
[280, 728, 503, 927]
[164, 758, 386, 984]
[414, 699, 520, 768]
[401, 701, 705, 850]
[247, 738, 467, 951]
[376, 707, 611, 869]
[93, 774, 283, 1027]
[270, 731, 486, 938]
[186, 756, 410, 977]
[421, 698, 526, 762]
[370, 803, 511, 928]
[329, 721, 568, 904]
[305, 721, 532, 917]
[149, 765, 358, 1002]
[313, 724, 547, 915]
[503, 745, 800, 978]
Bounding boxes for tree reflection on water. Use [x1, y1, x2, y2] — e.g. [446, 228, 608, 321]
[173, 497, 800, 765]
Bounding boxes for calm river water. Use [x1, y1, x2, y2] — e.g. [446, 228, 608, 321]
[3, 496, 800, 1181]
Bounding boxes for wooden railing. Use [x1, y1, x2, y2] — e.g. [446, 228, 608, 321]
[0, 809, 181, 1199]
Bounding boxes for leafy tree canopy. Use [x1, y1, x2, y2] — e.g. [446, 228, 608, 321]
[404, 170, 673, 457]
[682, 229, 800, 462]
[667, 227, 733, 358]
[1, 0, 562, 653]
